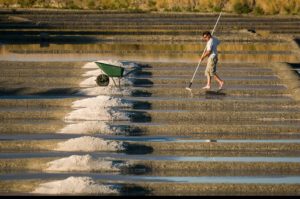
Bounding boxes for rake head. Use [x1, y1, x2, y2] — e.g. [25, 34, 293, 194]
[185, 87, 192, 92]
[185, 82, 193, 92]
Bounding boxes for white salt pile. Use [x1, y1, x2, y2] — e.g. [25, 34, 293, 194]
[64, 95, 130, 122]
[32, 176, 120, 195]
[82, 69, 103, 77]
[55, 136, 126, 152]
[58, 60, 137, 134]
[58, 59, 136, 135]
[46, 155, 128, 172]
[71, 96, 131, 109]
[57, 121, 113, 134]
[76, 86, 131, 96]
[64, 107, 128, 121]
[57, 121, 114, 134]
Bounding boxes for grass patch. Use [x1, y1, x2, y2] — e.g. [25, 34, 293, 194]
[233, 2, 252, 14]
[0, 0, 299, 15]
[254, 6, 264, 15]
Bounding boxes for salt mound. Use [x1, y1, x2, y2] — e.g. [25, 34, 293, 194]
[76, 87, 131, 96]
[55, 136, 126, 152]
[71, 96, 130, 109]
[64, 107, 129, 121]
[65, 96, 130, 121]
[82, 62, 100, 69]
[57, 121, 113, 134]
[46, 155, 127, 172]
[82, 69, 102, 77]
[32, 176, 120, 195]
[64, 107, 111, 121]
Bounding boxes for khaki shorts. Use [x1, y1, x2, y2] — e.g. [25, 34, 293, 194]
[205, 56, 218, 77]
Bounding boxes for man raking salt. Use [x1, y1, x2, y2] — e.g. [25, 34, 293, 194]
[185, 11, 223, 92]
[200, 31, 224, 90]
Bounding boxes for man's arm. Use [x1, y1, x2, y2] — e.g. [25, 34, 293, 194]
[200, 50, 211, 61]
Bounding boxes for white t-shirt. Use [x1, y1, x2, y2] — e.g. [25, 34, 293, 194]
[206, 36, 220, 58]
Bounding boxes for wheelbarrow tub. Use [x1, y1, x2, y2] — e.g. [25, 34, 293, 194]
[95, 62, 125, 77]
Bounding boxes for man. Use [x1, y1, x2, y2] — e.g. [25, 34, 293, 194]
[200, 31, 224, 90]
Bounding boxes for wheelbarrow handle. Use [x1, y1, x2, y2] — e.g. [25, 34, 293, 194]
[123, 67, 140, 77]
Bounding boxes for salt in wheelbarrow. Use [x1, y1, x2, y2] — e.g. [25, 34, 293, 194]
[94, 61, 139, 89]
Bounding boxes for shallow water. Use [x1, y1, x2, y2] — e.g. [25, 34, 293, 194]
[1, 172, 300, 184]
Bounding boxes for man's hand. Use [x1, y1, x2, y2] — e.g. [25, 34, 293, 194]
[199, 55, 205, 62]
[200, 50, 212, 62]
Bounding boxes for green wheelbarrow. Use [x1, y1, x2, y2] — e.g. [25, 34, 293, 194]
[94, 61, 138, 88]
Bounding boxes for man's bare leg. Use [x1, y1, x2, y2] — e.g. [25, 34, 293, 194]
[202, 75, 211, 89]
[214, 74, 224, 89]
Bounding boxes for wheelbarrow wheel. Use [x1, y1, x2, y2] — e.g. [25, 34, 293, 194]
[96, 74, 109, 86]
